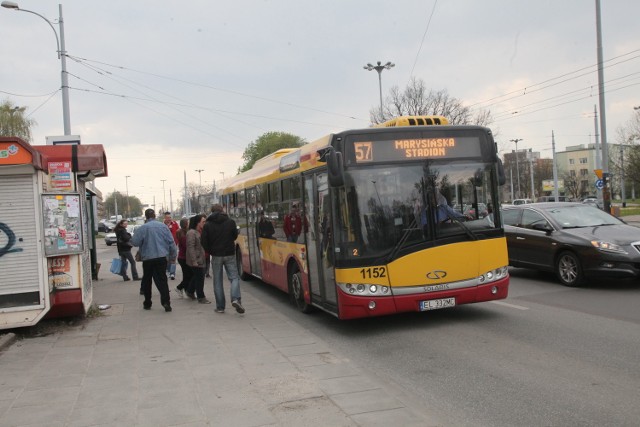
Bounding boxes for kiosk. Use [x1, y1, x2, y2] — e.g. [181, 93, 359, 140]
[0, 137, 107, 329]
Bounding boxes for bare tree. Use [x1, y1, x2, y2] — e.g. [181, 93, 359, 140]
[370, 78, 492, 126]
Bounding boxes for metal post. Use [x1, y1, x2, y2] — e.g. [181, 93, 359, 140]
[161, 179, 166, 213]
[58, 4, 71, 135]
[620, 145, 626, 207]
[510, 139, 523, 198]
[125, 175, 131, 218]
[596, 0, 610, 212]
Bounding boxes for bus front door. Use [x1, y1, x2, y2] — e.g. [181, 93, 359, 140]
[246, 187, 261, 278]
[304, 173, 337, 313]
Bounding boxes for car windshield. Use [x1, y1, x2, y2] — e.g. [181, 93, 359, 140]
[543, 205, 622, 228]
[332, 161, 500, 263]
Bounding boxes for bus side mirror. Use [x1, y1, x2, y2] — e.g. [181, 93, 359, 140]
[328, 151, 344, 187]
[318, 146, 345, 187]
[497, 158, 506, 186]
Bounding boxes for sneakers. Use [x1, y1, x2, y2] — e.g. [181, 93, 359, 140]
[186, 291, 196, 300]
[170, 274, 175, 280]
[133, 277, 141, 281]
[232, 300, 245, 314]
[214, 308, 225, 313]
[123, 277, 130, 282]
[162, 303, 172, 312]
[198, 298, 212, 304]
[143, 303, 151, 310]
[175, 287, 184, 298]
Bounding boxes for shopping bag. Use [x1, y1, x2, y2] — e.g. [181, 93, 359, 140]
[110, 258, 122, 275]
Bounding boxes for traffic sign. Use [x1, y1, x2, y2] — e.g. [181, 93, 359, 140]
[594, 169, 603, 179]
[595, 179, 604, 189]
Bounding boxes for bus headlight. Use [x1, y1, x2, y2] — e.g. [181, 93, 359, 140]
[338, 283, 391, 297]
[479, 266, 508, 284]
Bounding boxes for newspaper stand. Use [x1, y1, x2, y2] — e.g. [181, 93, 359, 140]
[0, 137, 107, 330]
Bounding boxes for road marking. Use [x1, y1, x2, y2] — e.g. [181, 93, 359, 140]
[489, 300, 529, 310]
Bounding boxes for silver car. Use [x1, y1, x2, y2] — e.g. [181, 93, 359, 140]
[105, 225, 136, 246]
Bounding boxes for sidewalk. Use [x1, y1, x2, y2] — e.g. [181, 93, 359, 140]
[0, 268, 435, 426]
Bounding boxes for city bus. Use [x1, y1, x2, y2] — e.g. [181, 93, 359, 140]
[219, 116, 509, 319]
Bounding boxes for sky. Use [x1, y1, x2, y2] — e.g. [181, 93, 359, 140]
[2, 0, 639, 214]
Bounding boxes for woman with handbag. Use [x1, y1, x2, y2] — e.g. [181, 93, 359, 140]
[114, 219, 140, 281]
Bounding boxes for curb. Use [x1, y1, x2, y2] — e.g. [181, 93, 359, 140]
[0, 333, 17, 351]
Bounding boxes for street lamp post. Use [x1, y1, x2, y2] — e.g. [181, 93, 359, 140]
[125, 175, 131, 218]
[220, 172, 225, 181]
[2, 1, 71, 135]
[510, 138, 523, 198]
[363, 61, 395, 117]
[195, 169, 204, 212]
[160, 179, 167, 213]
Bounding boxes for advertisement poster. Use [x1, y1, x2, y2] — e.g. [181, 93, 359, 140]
[42, 194, 84, 256]
[48, 161, 74, 191]
[47, 255, 75, 290]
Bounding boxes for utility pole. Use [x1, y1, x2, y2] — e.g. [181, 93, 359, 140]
[620, 144, 626, 207]
[552, 131, 559, 200]
[125, 175, 131, 219]
[595, 0, 611, 213]
[160, 179, 166, 213]
[510, 138, 523, 198]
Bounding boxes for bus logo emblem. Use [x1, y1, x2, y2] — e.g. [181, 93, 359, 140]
[426, 270, 447, 280]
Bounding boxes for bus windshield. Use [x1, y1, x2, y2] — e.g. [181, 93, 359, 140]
[334, 160, 499, 263]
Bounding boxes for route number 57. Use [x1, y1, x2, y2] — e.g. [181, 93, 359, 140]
[354, 142, 373, 162]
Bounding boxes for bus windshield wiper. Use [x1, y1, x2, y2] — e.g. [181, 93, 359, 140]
[444, 212, 478, 241]
[384, 217, 420, 263]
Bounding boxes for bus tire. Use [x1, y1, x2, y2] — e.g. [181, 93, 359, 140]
[236, 248, 250, 281]
[288, 264, 312, 313]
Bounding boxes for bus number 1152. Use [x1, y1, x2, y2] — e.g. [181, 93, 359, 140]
[360, 267, 387, 279]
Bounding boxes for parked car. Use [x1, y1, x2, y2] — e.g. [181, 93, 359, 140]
[105, 224, 136, 246]
[536, 195, 570, 202]
[463, 202, 489, 218]
[582, 197, 602, 209]
[513, 198, 533, 205]
[98, 220, 115, 233]
[502, 202, 640, 286]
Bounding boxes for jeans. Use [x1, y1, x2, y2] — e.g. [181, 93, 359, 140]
[119, 250, 139, 279]
[166, 262, 176, 276]
[189, 266, 206, 299]
[141, 257, 170, 307]
[212, 255, 240, 310]
[177, 258, 193, 291]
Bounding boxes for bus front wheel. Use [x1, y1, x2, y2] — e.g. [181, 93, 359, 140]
[288, 264, 311, 313]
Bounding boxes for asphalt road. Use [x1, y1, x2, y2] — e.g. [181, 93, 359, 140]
[243, 266, 640, 427]
[97, 242, 640, 426]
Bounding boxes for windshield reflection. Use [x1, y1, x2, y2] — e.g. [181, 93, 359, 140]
[543, 205, 623, 228]
[334, 161, 499, 262]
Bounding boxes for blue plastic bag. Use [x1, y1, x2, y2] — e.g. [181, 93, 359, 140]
[110, 258, 122, 275]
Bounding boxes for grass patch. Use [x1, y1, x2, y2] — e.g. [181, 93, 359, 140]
[620, 207, 640, 216]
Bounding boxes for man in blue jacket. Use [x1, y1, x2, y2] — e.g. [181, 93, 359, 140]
[131, 209, 177, 312]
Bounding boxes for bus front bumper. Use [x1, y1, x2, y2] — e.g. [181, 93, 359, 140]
[336, 276, 509, 320]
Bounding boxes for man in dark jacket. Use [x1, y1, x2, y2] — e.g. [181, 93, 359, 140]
[201, 204, 244, 314]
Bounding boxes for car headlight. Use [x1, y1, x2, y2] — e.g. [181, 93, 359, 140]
[590, 240, 627, 254]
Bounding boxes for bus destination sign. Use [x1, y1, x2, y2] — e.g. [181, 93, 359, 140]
[353, 137, 481, 163]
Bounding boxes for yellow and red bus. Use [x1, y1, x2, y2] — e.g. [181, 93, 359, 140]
[219, 116, 509, 319]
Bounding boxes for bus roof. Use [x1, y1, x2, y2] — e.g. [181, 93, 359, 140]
[220, 116, 476, 195]
[373, 115, 449, 127]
